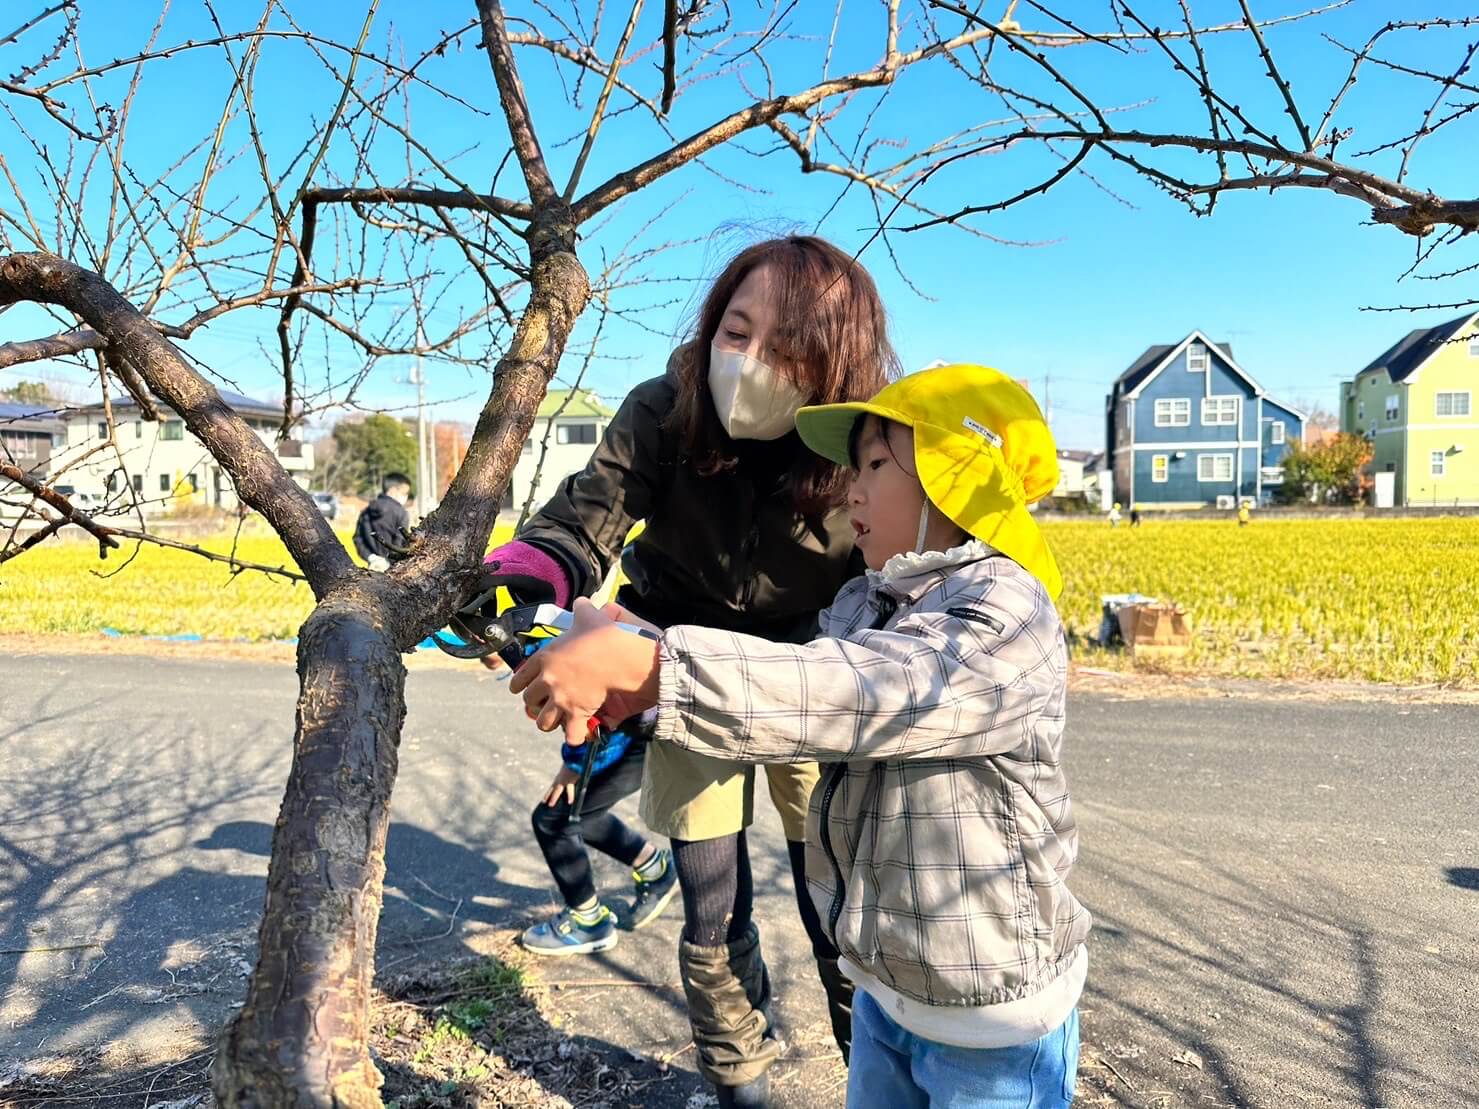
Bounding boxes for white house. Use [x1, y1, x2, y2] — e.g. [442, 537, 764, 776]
[508, 389, 614, 515]
[38, 389, 313, 515]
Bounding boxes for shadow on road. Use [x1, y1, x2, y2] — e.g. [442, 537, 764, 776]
[1445, 866, 1479, 891]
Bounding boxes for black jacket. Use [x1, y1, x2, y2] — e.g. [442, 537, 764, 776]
[520, 369, 862, 642]
[353, 494, 410, 562]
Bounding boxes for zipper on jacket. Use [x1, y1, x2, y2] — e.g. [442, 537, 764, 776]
[819, 590, 898, 946]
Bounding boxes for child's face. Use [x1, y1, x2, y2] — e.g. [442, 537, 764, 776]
[847, 416, 930, 570]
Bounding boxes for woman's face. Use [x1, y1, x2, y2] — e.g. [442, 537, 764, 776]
[713, 264, 793, 376]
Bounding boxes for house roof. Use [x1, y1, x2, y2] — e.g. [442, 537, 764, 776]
[83, 388, 286, 416]
[1114, 338, 1236, 394]
[1056, 449, 1098, 464]
[0, 401, 60, 422]
[1359, 312, 1478, 384]
[538, 389, 613, 420]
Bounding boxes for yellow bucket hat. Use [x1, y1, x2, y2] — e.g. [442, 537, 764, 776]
[795, 363, 1062, 599]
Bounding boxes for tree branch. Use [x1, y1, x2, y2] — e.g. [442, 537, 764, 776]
[0, 252, 353, 597]
[476, 0, 559, 208]
[0, 461, 121, 561]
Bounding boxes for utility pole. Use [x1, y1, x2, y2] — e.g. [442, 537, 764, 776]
[409, 323, 430, 520]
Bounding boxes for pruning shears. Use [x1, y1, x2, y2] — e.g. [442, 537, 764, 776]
[431, 579, 656, 825]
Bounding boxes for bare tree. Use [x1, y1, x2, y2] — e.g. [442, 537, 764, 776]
[1, 1, 1474, 1102]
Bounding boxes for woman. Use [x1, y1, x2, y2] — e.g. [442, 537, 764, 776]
[482, 235, 896, 1106]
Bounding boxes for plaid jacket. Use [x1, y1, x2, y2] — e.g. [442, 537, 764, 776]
[656, 540, 1091, 1011]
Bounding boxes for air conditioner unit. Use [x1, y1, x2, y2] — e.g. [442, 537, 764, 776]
[1215, 495, 1236, 510]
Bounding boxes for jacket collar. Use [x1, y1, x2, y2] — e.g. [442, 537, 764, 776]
[865, 539, 995, 602]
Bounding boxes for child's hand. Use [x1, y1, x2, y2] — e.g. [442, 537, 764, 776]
[601, 601, 662, 637]
[543, 765, 579, 808]
[510, 598, 662, 746]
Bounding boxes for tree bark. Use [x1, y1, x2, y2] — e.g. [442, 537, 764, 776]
[213, 589, 406, 1107]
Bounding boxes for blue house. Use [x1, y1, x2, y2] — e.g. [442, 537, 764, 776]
[1105, 332, 1306, 508]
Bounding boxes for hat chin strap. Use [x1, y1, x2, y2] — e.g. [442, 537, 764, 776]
[914, 501, 931, 554]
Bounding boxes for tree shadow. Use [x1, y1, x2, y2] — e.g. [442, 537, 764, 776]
[1445, 867, 1479, 891]
[1070, 804, 1477, 1109]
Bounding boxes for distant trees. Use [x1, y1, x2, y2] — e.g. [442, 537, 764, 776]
[1278, 434, 1374, 505]
[326, 414, 419, 496]
[0, 380, 53, 404]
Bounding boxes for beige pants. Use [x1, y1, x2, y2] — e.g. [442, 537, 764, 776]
[639, 742, 818, 843]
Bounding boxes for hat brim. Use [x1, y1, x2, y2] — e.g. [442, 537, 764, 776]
[795, 400, 915, 466]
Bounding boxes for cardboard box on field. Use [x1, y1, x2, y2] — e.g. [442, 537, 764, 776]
[1117, 602, 1193, 659]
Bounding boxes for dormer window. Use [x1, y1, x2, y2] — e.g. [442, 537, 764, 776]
[1187, 343, 1209, 373]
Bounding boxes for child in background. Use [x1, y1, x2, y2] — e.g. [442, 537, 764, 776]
[521, 670, 678, 955]
[514, 364, 1090, 1106]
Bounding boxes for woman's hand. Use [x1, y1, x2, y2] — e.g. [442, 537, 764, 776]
[510, 598, 662, 746]
[543, 765, 579, 808]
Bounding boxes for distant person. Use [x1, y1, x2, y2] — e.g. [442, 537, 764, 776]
[1238, 500, 1252, 527]
[353, 472, 412, 570]
[1108, 501, 1122, 527]
[1130, 504, 1142, 527]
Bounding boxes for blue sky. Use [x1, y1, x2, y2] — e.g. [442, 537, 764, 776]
[2, 1, 1475, 452]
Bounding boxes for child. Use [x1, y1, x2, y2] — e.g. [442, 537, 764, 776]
[513, 364, 1090, 1106]
[521, 671, 679, 955]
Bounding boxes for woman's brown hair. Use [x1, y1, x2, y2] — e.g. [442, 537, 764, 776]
[668, 235, 900, 515]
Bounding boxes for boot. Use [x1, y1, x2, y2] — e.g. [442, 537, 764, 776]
[814, 955, 854, 1064]
[678, 924, 783, 1090]
[713, 1071, 771, 1108]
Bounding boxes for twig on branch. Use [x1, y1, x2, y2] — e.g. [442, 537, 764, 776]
[0, 460, 121, 560]
[103, 524, 308, 583]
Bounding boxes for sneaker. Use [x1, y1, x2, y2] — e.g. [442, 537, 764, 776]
[627, 849, 679, 930]
[519, 905, 618, 957]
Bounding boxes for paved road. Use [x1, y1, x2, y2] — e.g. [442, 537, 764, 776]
[1, 654, 1475, 1107]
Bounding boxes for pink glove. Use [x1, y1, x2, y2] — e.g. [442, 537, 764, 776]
[482, 540, 572, 609]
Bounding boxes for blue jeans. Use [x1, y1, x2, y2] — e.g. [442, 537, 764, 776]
[848, 990, 1080, 1108]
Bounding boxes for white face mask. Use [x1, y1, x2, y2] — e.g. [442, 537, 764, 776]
[708, 343, 807, 440]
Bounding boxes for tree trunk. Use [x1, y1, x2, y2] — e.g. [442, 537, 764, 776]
[212, 590, 406, 1107]
[213, 228, 589, 1106]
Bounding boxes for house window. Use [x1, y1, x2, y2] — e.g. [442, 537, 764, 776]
[1151, 455, 1169, 483]
[1431, 451, 1446, 477]
[1357, 401, 1365, 421]
[1201, 395, 1239, 426]
[1154, 398, 1191, 427]
[160, 473, 172, 492]
[1435, 392, 1471, 418]
[1, 431, 37, 459]
[1197, 453, 1234, 482]
[522, 439, 533, 454]
[1470, 336, 1479, 357]
[555, 422, 598, 445]
[1385, 462, 1396, 473]
[135, 420, 143, 439]
[161, 420, 185, 440]
[1187, 343, 1209, 372]
[131, 474, 143, 493]
[1384, 395, 1399, 421]
[97, 421, 109, 440]
[188, 472, 199, 493]
[1271, 422, 1286, 445]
